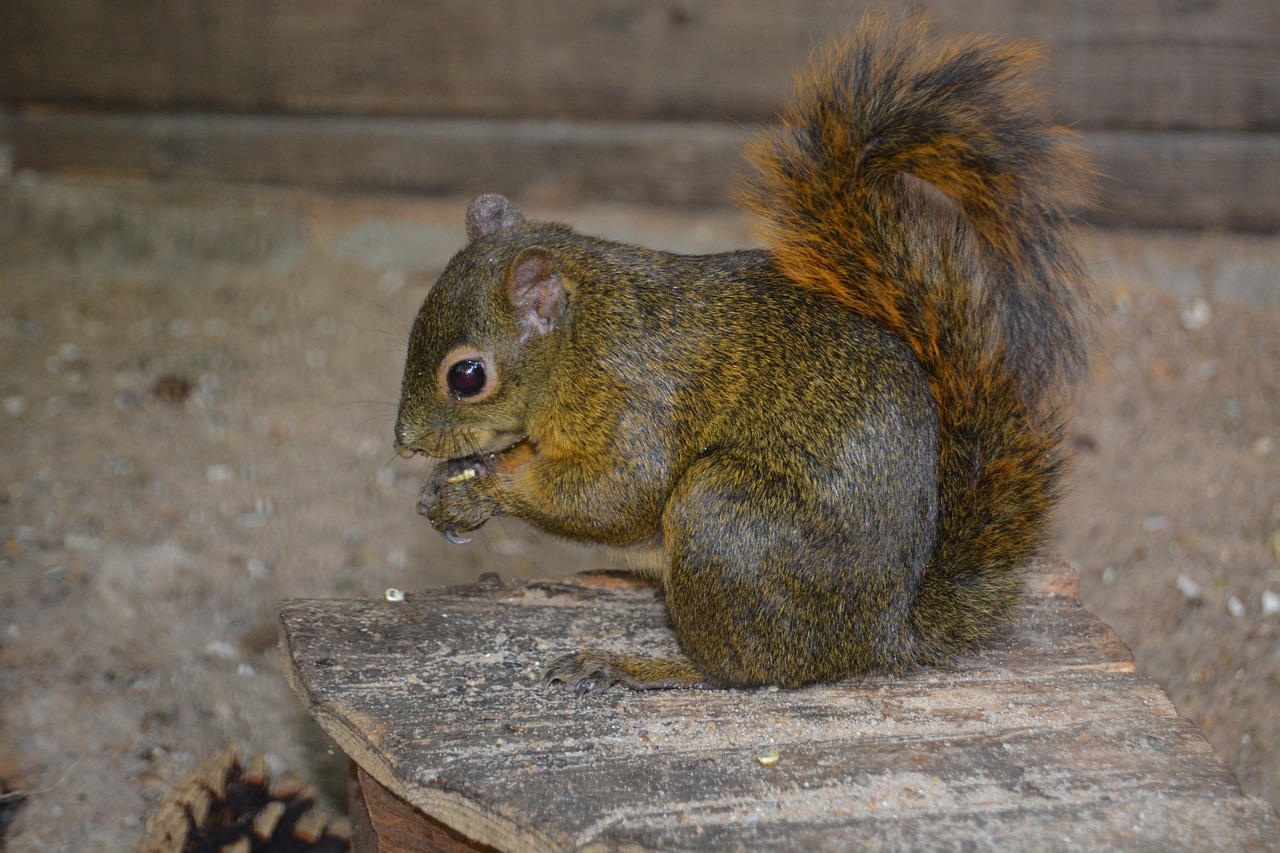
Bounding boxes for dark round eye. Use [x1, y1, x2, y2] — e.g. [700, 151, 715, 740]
[446, 359, 487, 398]
[437, 346, 497, 403]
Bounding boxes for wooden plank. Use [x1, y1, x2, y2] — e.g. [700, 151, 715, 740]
[1090, 130, 1280, 231]
[0, 0, 1276, 130]
[0, 112, 741, 206]
[279, 562, 1280, 852]
[350, 767, 480, 853]
[4, 112, 1279, 230]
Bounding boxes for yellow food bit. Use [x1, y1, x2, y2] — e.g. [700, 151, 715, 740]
[756, 747, 781, 766]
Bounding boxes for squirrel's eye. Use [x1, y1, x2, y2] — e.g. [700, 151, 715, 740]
[446, 359, 487, 398]
[437, 346, 497, 403]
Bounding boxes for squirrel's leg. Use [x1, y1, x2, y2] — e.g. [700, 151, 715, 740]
[431, 438, 673, 547]
[544, 650, 714, 695]
[657, 448, 916, 689]
[545, 449, 859, 693]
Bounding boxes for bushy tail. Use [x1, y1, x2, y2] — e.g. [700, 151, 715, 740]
[739, 15, 1095, 661]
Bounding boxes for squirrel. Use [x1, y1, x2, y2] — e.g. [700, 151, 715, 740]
[393, 15, 1094, 693]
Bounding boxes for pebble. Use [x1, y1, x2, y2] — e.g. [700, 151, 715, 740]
[379, 268, 408, 295]
[1143, 515, 1170, 533]
[1262, 590, 1280, 616]
[64, 533, 102, 552]
[63, 372, 87, 394]
[113, 369, 141, 392]
[206, 464, 235, 484]
[4, 395, 27, 416]
[1176, 575, 1202, 602]
[248, 306, 275, 328]
[101, 455, 135, 477]
[204, 641, 238, 660]
[1180, 297, 1211, 331]
[1226, 595, 1245, 618]
[246, 558, 270, 580]
[236, 497, 274, 528]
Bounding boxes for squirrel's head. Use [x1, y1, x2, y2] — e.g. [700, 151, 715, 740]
[394, 195, 571, 460]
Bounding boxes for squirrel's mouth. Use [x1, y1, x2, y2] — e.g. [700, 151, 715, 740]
[448, 430, 526, 461]
[433, 435, 535, 484]
[395, 426, 526, 461]
[430, 427, 524, 461]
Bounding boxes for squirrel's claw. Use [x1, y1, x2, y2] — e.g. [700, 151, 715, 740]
[544, 653, 613, 696]
[442, 529, 472, 545]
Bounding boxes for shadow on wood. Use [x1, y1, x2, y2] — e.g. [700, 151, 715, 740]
[280, 560, 1280, 852]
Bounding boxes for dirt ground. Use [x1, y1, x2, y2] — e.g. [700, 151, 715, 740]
[1, 175, 1277, 850]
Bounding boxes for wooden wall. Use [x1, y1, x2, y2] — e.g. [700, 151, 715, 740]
[1, 0, 1277, 230]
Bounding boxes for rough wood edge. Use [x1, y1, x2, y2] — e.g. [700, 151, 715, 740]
[350, 765, 493, 853]
[280, 624, 564, 853]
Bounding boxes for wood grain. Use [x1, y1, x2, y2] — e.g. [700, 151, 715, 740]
[1, 0, 1276, 130]
[5, 112, 1276, 230]
[350, 767, 489, 853]
[3, 1, 1277, 228]
[280, 562, 1280, 852]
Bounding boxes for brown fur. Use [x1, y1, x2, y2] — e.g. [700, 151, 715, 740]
[394, 15, 1095, 692]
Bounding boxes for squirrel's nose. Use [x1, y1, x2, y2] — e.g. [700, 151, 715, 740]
[393, 422, 422, 457]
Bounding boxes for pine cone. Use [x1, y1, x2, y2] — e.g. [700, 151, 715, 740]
[142, 745, 349, 853]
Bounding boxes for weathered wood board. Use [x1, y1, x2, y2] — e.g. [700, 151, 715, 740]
[2, 0, 1279, 229]
[280, 562, 1280, 852]
[4, 113, 1276, 230]
[2, 0, 1277, 129]
[0, 114, 740, 208]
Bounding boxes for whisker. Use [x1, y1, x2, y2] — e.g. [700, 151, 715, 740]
[358, 412, 397, 429]
[351, 292, 412, 340]
[375, 452, 401, 488]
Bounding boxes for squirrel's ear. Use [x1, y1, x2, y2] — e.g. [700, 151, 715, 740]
[508, 247, 567, 337]
[465, 194, 525, 242]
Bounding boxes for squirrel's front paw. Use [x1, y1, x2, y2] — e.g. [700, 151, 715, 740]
[418, 457, 499, 543]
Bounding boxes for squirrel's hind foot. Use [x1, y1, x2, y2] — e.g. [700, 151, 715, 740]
[544, 650, 711, 695]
